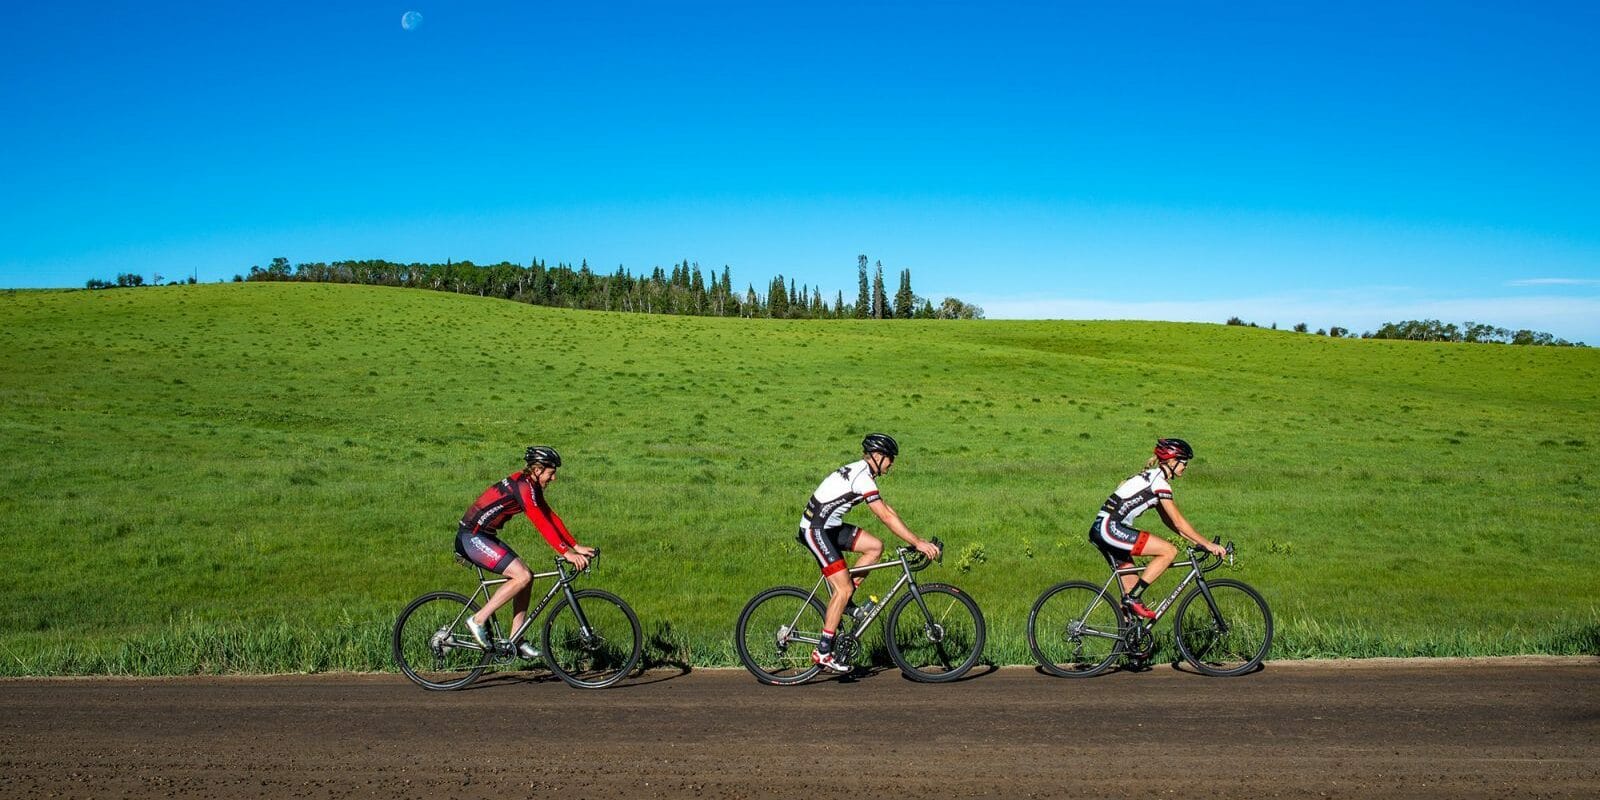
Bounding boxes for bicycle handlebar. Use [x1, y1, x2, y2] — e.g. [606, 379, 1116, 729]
[1187, 539, 1235, 572]
[553, 547, 601, 582]
[901, 536, 943, 572]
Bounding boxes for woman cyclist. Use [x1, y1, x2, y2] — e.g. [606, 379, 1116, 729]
[1090, 438, 1226, 620]
[455, 446, 595, 657]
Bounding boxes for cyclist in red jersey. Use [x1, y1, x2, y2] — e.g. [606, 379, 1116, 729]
[455, 446, 594, 657]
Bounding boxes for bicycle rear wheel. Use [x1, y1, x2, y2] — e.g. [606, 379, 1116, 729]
[392, 591, 491, 691]
[734, 586, 826, 685]
[1173, 578, 1273, 677]
[541, 589, 643, 689]
[885, 583, 985, 682]
[1027, 580, 1126, 678]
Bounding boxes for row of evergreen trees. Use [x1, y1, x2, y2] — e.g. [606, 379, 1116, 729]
[228, 255, 984, 320]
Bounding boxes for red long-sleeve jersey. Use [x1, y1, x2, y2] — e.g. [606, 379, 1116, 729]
[459, 471, 576, 552]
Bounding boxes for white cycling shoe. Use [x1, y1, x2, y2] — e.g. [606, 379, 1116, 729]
[464, 616, 491, 648]
[811, 649, 851, 674]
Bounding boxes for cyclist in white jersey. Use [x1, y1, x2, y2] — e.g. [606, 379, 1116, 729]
[797, 433, 941, 673]
[1089, 438, 1226, 620]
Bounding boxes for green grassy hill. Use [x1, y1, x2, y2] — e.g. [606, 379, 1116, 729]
[2, 282, 1596, 674]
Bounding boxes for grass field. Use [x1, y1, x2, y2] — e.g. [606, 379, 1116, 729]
[1, 282, 1597, 675]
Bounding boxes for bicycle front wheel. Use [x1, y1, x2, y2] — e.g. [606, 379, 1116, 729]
[541, 589, 643, 689]
[392, 591, 491, 691]
[1173, 578, 1273, 677]
[734, 586, 826, 685]
[1027, 580, 1126, 678]
[885, 583, 985, 683]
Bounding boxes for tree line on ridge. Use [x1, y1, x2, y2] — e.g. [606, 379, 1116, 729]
[217, 254, 985, 320]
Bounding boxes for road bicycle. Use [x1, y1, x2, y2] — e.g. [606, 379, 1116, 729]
[393, 549, 642, 690]
[1027, 540, 1271, 677]
[735, 537, 986, 684]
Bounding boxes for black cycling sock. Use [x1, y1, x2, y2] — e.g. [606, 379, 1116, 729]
[818, 629, 835, 654]
[1128, 579, 1150, 600]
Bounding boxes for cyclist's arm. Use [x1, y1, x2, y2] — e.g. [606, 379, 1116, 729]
[548, 509, 595, 556]
[517, 482, 578, 553]
[869, 500, 940, 559]
[1157, 498, 1225, 555]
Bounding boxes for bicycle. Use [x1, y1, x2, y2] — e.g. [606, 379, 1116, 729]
[735, 537, 986, 684]
[392, 549, 642, 690]
[1027, 540, 1272, 677]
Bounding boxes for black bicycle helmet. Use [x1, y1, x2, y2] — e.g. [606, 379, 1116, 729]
[862, 433, 900, 459]
[524, 445, 563, 468]
[1153, 438, 1194, 462]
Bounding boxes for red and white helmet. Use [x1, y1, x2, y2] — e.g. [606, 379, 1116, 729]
[1154, 438, 1194, 462]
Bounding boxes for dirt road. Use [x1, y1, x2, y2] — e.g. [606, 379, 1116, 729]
[3, 659, 1596, 799]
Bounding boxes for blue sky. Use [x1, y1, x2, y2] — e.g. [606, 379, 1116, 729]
[4, 1, 1598, 340]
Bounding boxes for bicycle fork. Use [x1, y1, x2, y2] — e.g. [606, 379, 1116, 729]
[901, 582, 949, 642]
[558, 585, 607, 649]
[1183, 580, 1230, 659]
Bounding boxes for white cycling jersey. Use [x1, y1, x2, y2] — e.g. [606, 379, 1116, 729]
[1097, 467, 1173, 527]
[798, 460, 882, 529]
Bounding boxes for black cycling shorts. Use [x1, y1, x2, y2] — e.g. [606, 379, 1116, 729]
[796, 524, 862, 577]
[456, 526, 520, 574]
[1088, 515, 1150, 568]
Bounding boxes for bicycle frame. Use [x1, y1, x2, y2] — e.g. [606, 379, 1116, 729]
[778, 547, 928, 648]
[458, 556, 591, 655]
[1088, 549, 1228, 632]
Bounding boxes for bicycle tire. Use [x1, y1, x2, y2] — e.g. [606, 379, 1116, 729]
[734, 586, 827, 685]
[1173, 578, 1273, 677]
[885, 582, 986, 683]
[392, 591, 491, 691]
[541, 589, 643, 689]
[1027, 580, 1127, 678]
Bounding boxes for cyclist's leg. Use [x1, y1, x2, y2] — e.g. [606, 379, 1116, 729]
[1134, 534, 1176, 585]
[1109, 555, 1139, 595]
[473, 557, 532, 626]
[798, 527, 855, 649]
[843, 525, 882, 588]
[1090, 518, 1141, 594]
[1119, 534, 1175, 620]
[458, 528, 521, 589]
[821, 569, 854, 636]
[506, 559, 535, 635]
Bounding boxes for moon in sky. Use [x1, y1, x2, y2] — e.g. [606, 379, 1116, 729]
[401, 11, 423, 31]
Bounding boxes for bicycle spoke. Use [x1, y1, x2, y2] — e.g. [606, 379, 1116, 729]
[736, 587, 828, 684]
[886, 584, 985, 682]
[1027, 581, 1124, 678]
[1174, 579, 1273, 677]
[392, 592, 491, 691]
[542, 590, 642, 689]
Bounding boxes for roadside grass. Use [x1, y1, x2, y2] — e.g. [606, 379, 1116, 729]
[1, 283, 1596, 675]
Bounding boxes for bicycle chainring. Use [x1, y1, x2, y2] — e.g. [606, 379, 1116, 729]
[1126, 624, 1154, 661]
[490, 641, 516, 664]
[832, 634, 861, 664]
